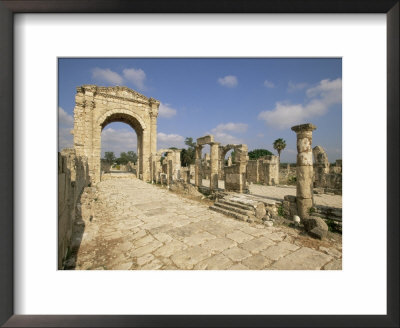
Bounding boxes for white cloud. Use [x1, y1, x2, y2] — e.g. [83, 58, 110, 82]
[158, 102, 177, 118]
[207, 122, 248, 145]
[212, 122, 248, 134]
[211, 132, 242, 144]
[58, 127, 73, 151]
[258, 78, 342, 129]
[101, 127, 137, 156]
[157, 132, 185, 149]
[263, 80, 275, 88]
[59, 107, 73, 126]
[92, 67, 124, 85]
[58, 107, 74, 151]
[287, 81, 308, 93]
[257, 133, 264, 138]
[218, 75, 238, 88]
[123, 68, 146, 90]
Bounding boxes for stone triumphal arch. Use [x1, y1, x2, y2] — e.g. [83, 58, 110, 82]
[72, 85, 159, 183]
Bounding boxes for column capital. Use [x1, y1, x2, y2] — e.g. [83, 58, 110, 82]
[291, 123, 317, 133]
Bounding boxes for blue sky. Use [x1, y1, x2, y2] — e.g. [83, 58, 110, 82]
[58, 58, 342, 163]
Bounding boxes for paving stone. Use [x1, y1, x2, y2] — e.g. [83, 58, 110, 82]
[223, 247, 251, 262]
[171, 246, 212, 269]
[183, 231, 216, 246]
[201, 237, 236, 253]
[112, 262, 133, 270]
[133, 235, 154, 247]
[153, 232, 174, 243]
[137, 253, 155, 266]
[228, 263, 249, 270]
[240, 237, 275, 254]
[194, 253, 233, 270]
[261, 242, 299, 261]
[323, 259, 342, 270]
[130, 240, 163, 258]
[319, 246, 342, 258]
[139, 259, 163, 270]
[242, 254, 273, 269]
[154, 240, 187, 258]
[271, 247, 333, 270]
[227, 230, 254, 243]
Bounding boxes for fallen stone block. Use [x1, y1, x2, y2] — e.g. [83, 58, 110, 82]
[302, 216, 328, 240]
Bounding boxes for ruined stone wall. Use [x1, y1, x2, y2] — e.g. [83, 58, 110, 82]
[246, 160, 259, 183]
[100, 161, 111, 174]
[279, 164, 297, 185]
[246, 155, 279, 185]
[262, 155, 279, 185]
[58, 148, 90, 268]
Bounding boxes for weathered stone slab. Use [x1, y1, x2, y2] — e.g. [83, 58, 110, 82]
[271, 247, 332, 270]
[242, 254, 272, 269]
[261, 241, 299, 261]
[227, 230, 254, 243]
[240, 237, 276, 253]
[323, 259, 342, 270]
[130, 240, 163, 258]
[223, 247, 251, 262]
[171, 246, 212, 269]
[194, 253, 233, 270]
[202, 237, 236, 253]
[197, 135, 214, 145]
[183, 231, 216, 246]
[228, 263, 249, 270]
[154, 240, 188, 258]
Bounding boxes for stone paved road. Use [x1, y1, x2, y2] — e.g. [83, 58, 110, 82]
[70, 178, 342, 270]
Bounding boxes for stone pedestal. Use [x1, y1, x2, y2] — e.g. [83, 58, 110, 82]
[291, 123, 316, 219]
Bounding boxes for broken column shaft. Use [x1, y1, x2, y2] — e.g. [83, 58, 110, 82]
[291, 123, 317, 219]
[210, 142, 220, 190]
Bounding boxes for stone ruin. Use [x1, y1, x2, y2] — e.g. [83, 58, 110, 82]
[194, 135, 249, 193]
[246, 155, 279, 186]
[60, 84, 343, 269]
[313, 145, 342, 194]
[72, 85, 160, 184]
[58, 148, 90, 268]
[152, 148, 182, 185]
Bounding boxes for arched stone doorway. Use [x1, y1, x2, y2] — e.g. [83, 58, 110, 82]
[72, 85, 159, 183]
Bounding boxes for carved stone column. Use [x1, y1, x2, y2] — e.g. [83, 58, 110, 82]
[210, 142, 220, 190]
[291, 123, 317, 219]
[195, 145, 203, 187]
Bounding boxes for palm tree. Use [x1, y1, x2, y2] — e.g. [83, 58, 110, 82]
[273, 138, 286, 158]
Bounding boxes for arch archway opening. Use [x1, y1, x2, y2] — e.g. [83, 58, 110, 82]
[97, 112, 145, 181]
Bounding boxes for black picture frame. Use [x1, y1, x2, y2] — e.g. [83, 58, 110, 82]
[0, 1, 398, 327]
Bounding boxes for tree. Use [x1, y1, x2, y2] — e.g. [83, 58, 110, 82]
[103, 151, 116, 165]
[273, 138, 286, 158]
[116, 151, 138, 165]
[248, 149, 273, 160]
[181, 137, 196, 167]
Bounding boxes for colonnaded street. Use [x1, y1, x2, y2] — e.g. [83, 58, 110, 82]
[65, 175, 342, 270]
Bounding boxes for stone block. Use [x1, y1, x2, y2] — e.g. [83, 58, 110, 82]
[302, 216, 328, 240]
[197, 135, 214, 145]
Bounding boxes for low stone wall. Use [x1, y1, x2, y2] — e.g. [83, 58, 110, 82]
[58, 148, 90, 269]
[282, 194, 342, 232]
